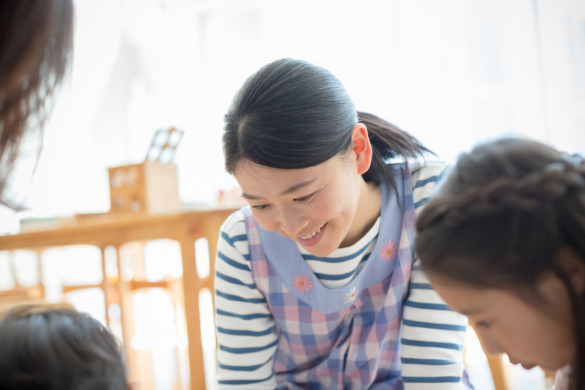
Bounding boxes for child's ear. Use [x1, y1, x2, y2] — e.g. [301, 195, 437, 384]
[554, 246, 585, 295]
[350, 123, 373, 175]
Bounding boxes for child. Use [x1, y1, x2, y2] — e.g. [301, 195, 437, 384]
[0, 304, 130, 390]
[215, 58, 471, 389]
[415, 137, 584, 390]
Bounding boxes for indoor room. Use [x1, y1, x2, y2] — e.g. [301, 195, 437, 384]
[0, 1, 583, 389]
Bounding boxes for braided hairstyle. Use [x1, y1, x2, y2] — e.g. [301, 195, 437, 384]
[415, 137, 585, 390]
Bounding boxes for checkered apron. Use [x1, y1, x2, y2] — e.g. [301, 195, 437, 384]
[244, 164, 415, 390]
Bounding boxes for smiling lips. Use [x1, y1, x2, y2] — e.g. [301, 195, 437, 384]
[300, 225, 323, 239]
[297, 223, 327, 246]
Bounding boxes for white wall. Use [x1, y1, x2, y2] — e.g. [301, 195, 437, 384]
[1, 0, 584, 231]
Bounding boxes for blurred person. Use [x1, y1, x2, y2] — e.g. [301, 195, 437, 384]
[0, 304, 130, 390]
[0, 3, 135, 389]
[0, 0, 73, 209]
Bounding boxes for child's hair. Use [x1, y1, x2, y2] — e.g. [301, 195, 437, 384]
[414, 137, 585, 389]
[223, 58, 433, 190]
[0, 304, 129, 390]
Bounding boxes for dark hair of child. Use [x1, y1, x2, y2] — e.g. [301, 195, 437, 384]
[0, 304, 129, 390]
[415, 137, 585, 390]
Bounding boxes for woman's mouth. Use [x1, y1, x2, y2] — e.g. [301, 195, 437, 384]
[297, 223, 327, 246]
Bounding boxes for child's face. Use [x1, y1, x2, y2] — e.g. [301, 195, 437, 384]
[427, 272, 576, 372]
[233, 155, 364, 257]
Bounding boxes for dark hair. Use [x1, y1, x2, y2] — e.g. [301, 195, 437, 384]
[415, 137, 585, 390]
[223, 58, 432, 190]
[0, 0, 74, 209]
[0, 304, 128, 390]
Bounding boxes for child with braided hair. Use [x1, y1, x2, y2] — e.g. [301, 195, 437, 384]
[414, 137, 585, 390]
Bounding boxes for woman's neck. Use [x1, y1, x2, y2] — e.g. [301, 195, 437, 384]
[340, 178, 381, 248]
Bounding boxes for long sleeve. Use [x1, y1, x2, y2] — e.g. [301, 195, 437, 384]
[214, 211, 279, 389]
[400, 162, 470, 389]
[214, 162, 470, 389]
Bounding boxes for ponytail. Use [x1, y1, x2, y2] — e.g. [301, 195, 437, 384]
[358, 112, 434, 187]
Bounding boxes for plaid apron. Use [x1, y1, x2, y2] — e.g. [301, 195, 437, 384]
[244, 164, 415, 390]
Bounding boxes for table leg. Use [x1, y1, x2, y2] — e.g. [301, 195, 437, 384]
[179, 234, 207, 390]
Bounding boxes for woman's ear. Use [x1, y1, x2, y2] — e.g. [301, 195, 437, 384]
[351, 123, 373, 175]
[554, 246, 585, 295]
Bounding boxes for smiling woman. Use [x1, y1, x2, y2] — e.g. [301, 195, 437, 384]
[234, 154, 376, 257]
[213, 58, 472, 389]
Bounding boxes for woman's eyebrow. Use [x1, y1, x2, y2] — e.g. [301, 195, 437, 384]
[280, 178, 317, 196]
[241, 192, 264, 200]
[241, 178, 317, 200]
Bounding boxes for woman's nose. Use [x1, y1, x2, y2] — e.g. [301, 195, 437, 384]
[278, 209, 309, 237]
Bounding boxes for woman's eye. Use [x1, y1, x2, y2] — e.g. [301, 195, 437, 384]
[251, 204, 269, 210]
[294, 192, 316, 203]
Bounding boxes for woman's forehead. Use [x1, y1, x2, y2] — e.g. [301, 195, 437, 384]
[234, 158, 334, 180]
[233, 158, 337, 196]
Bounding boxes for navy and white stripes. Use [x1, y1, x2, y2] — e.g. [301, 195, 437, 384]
[214, 161, 470, 389]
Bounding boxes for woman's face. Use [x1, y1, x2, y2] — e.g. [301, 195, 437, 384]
[233, 155, 364, 257]
[427, 272, 576, 372]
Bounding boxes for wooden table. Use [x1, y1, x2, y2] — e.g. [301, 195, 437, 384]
[0, 206, 239, 390]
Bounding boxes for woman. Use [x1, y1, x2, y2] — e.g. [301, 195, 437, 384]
[215, 58, 471, 389]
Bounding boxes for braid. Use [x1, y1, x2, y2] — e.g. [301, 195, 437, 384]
[417, 157, 585, 232]
[415, 138, 585, 390]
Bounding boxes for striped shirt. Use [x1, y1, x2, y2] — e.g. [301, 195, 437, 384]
[214, 161, 470, 389]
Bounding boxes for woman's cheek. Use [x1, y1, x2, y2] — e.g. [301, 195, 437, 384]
[312, 196, 341, 219]
[252, 209, 276, 231]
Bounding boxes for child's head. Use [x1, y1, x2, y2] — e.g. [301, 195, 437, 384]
[223, 58, 431, 256]
[415, 138, 585, 381]
[0, 304, 129, 390]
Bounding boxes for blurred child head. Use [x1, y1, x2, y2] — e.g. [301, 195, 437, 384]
[0, 304, 129, 390]
[415, 137, 585, 388]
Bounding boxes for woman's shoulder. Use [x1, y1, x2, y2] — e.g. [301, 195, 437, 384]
[220, 207, 248, 237]
[406, 160, 447, 209]
[410, 160, 446, 182]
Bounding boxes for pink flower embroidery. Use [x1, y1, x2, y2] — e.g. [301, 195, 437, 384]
[292, 274, 313, 293]
[380, 240, 398, 261]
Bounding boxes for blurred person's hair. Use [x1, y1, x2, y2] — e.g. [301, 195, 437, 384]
[0, 304, 129, 390]
[0, 0, 74, 209]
